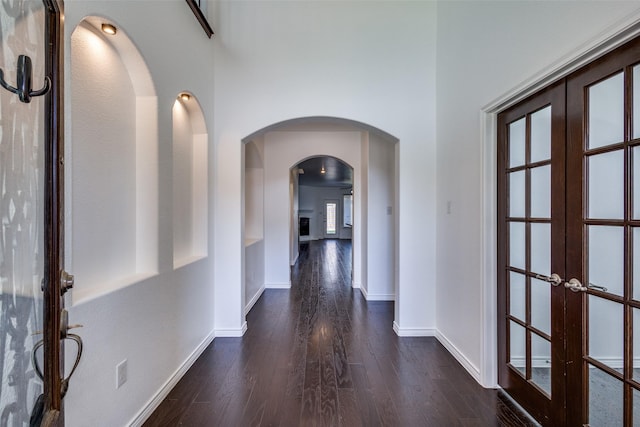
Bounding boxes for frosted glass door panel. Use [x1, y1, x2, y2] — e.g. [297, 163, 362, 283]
[634, 308, 640, 381]
[531, 278, 551, 336]
[634, 65, 640, 139]
[530, 106, 551, 163]
[588, 150, 624, 219]
[531, 165, 550, 218]
[635, 227, 640, 301]
[588, 226, 624, 296]
[0, 2, 46, 424]
[634, 146, 640, 219]
[509, 222, 526, 270]
[509, 272, 526, 322]
[588, 72, 624, 149]
[530, 223, 550, 276]
[588, 295, 623, 371]
[531, 333, 551, 397]
[510, 321, 526, 376]
[509, 171, 525, 218]
[589, 368, 623, 427]
[509, 117, 526, 167]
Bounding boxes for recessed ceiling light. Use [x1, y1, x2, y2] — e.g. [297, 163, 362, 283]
[179, 93, 191, 101]
[101, 23, 117, 36]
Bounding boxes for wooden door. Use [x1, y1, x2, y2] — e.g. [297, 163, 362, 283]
[565, 35, 640, 427]
[499, 34, 640, 427]
[498, 81, 566, 426]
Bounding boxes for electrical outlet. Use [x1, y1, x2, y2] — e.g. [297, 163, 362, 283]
[116, 359, 127, 389]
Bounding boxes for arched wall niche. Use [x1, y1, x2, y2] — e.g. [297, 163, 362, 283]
[240, 116, 398, 317]
[69, 16, 158, 304]
[173, 92, 209, 268]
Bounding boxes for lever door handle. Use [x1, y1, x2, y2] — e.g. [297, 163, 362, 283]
[535, 273, 563, 286]
[565, 278, 587, 293]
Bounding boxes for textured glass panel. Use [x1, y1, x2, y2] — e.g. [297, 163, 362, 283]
[509, 321, 526, 377]
[588, 72, 624, 149]
[631, 147, 640, 219]
[0, 2, 46, 424]
[530, 106, 551, 163]
[634, 146, 640, 220]
[634, 388, 640, 426]
[588, 150, 624, 219]
[634, 308, 640, 381]
[530, 223, 550, 276]
[509, 117, 526, 168]
[531, 333, 551, 397]
[531, 278, 550, 336]
[634, 65, 640, 139]
[509, 170, 525, 218]
[589, 226, 624, 296]
[635, 228, 640, 301]
[530, 165, 550, 218]
[589, 366, 623, 427]
[509, 222, 526, 271]
[509, 272, 526, 322]
[588, 295, 623, 371]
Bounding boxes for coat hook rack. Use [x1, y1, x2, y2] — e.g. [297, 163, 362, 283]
[0, 55, 50, 103]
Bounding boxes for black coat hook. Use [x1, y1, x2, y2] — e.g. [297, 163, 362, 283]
[0, 55, 50, 103]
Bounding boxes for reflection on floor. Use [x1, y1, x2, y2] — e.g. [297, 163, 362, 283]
[145, 240, 539, 426]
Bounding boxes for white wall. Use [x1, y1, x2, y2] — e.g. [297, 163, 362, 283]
[435, 0, 640, 386]
[63, 1, 216, 426]
[213, 0, 437, 336]
[366, 134, 396, 301]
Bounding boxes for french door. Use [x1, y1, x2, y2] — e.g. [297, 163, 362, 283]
[0, 1, 67, 425]
[499, 35, 640, 426]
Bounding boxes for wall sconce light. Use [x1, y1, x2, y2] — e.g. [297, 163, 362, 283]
[179, 93, 191, 102]
[101, 23, 117, 36]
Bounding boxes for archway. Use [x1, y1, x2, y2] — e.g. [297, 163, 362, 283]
[242, 116, 398, 317]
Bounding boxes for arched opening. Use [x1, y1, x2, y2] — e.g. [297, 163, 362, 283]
[172, 91, 209, 268]
[69, 16, 157, 303]
[242, 116, 398, 317]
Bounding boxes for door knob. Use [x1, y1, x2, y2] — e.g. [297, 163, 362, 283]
[535, 273, 563, 286]
[565, 278, 587, 293]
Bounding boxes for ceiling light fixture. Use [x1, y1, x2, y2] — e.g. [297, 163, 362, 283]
[320, 165, 326, 174]
[101, 23, 117, 36]
[179, 93, 191, 102]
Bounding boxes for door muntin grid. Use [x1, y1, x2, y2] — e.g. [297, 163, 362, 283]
[506, 105, 554, 398]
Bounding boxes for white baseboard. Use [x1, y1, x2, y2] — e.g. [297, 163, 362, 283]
[215, 321, 248, 337]
[392, 321, 436, 337]
[290, 252, 299, 266]
[244, 285, 265, 315]
[265, 282, 291, 289]
[436, 330, 481, 384]
[359, 286, 394, 301]
[352, 281, 361, 289]
[128, 331, 215, 427]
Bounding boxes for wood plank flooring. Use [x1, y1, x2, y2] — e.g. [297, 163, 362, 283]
[145, 240, 537, 426]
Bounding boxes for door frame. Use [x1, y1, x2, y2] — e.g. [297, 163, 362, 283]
[42, 0, 65, 424]
[480, 15, 640, 389]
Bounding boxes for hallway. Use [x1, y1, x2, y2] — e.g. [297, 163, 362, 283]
[145, 240, 532, 426]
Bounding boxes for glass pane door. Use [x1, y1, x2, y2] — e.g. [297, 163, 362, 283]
[565, 38, 640, 427]
[0, 2, 47, 423]
[498, 82, 566, 426]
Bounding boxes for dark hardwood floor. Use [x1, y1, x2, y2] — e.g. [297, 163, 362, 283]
[145, 240, 537, 426]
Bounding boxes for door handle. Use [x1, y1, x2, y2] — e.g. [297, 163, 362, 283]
[535, 273, 563, 286]
[565, 278, 587, 293]
[31, 309, 83, 398]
